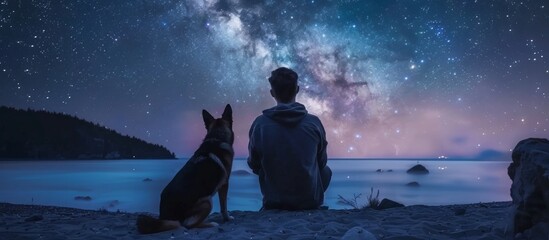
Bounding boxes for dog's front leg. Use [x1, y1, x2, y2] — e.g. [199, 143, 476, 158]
[218, 182, 234, 222]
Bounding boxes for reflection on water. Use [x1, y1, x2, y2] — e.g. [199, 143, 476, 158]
[0, 159, 511, 213]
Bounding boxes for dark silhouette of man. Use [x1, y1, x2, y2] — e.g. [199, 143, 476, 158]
[247, 67, 332, 210]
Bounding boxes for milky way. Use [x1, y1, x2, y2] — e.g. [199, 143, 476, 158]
[1, 1, 548, 158]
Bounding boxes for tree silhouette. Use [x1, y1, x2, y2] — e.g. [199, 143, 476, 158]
[0, 106, 176, 159]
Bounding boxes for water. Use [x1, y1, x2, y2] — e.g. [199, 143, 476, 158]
[0, 159, 512, 213]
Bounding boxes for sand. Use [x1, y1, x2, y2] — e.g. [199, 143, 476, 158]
[0, 202, 515, 239]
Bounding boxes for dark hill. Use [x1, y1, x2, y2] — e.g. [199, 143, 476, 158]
[0, 106, 175, 159]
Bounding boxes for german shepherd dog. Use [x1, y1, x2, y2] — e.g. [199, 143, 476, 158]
[136, 104, 234, 234]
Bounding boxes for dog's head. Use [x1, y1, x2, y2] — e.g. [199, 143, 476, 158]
[202, 104, 234, 145]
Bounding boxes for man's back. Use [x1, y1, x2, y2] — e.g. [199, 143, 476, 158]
[248, 102, 328, 210]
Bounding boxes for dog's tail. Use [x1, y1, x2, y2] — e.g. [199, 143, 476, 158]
[136, 214, 181, 234]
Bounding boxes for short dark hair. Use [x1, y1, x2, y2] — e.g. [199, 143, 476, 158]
[268, 67, 298, 103]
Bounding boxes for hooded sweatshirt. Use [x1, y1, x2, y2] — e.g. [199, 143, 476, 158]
[247, 102, 328, 210]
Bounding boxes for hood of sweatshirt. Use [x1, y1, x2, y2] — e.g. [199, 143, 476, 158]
[262, 102, 308, 126]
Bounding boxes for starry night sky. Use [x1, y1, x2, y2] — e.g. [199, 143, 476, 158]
[1, 0, 547, 158]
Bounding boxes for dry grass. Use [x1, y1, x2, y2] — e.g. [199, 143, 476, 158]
[367, 187, 381, 209]
[337, 187, 381, 210]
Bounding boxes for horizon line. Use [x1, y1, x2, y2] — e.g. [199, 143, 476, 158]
[171, 156, 512, 161]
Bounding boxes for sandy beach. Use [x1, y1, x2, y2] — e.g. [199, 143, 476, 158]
[0, 201, 514, 239]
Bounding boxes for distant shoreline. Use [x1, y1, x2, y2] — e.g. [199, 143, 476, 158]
[0, 106, 176, 160]
[0, 158, 181, 161]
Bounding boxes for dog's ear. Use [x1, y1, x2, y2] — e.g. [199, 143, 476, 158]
[222, 104, 232, 124]
[202, 109, 215, 130]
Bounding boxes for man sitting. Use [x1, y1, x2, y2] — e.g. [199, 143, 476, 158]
[247, 67, 332, 210]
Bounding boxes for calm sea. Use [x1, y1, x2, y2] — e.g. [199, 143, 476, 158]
[0, 159, 512, 213]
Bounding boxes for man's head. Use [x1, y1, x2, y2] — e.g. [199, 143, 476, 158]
[268, 67, 299, 104]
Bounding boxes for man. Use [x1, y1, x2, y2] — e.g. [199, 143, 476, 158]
[247, 67, 332, 210]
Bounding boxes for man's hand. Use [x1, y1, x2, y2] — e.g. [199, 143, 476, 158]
[247, 158, 260, 174]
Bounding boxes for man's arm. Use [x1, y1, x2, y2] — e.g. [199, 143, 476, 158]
[247, 146, 261, 175]
[247, 121, 261, 174]
[317, 120, 328, 169]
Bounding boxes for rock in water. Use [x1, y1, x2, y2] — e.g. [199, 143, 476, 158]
[508, 138, 549, 237]
[406, 181, 420, 187]
[406, 164, 429, 174]
[341, 227, 377, 240]
[74, 196, 92, 201]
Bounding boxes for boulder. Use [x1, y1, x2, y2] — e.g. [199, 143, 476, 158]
[377, 198, 404, 210]
[508, 138, 549, 237]
[406, 164, 429, 174]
